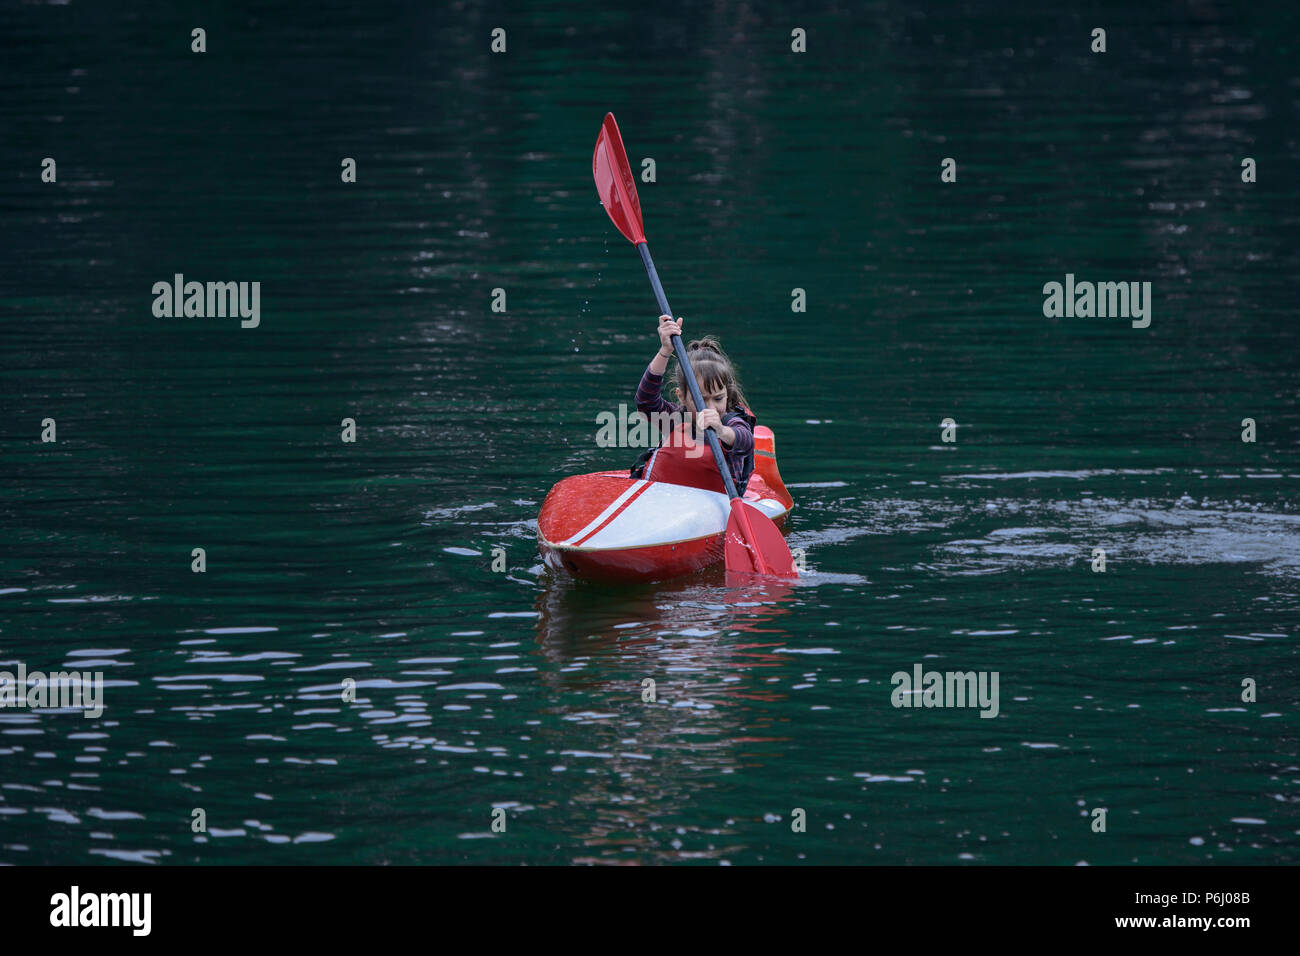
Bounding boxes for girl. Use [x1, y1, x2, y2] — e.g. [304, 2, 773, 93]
[631, 314, 756, 493]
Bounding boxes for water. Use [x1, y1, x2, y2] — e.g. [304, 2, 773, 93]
[1, 1, 1296, 864]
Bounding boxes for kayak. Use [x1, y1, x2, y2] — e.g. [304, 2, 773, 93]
[537, 426, 794, 582]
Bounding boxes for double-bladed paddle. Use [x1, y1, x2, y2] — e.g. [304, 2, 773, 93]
[592, 112, 797, 579]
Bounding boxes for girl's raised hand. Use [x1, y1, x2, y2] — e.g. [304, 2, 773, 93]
[657, 314, 683, 356]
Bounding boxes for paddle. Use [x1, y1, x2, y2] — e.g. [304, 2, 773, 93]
[592, 112, 797, 579]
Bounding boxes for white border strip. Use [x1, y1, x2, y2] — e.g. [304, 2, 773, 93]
[557, 479, 649, 546]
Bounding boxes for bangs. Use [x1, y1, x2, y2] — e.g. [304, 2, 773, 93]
[691, 358, 730, 397]
[699, 374, 728, 396]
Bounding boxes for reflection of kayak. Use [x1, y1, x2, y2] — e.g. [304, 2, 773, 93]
[538, 427, 794, 582]
[532, 568, 796, 664]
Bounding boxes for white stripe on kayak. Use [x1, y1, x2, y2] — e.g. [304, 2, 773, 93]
[557, 479, 649, 546]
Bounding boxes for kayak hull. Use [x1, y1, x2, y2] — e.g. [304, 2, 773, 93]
[541, 521, 725, 581]
[537, 470, 792, 583]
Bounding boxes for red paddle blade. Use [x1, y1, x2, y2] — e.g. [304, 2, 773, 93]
[592, 112, 646, 244]
[725, 499, 798, 578]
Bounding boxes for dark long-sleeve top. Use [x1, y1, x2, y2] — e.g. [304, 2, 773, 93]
[635, 363, 754, 488]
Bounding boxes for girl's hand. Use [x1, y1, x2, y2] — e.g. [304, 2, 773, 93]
[696, 407, 721, 433]
[657, 314, 682, 356]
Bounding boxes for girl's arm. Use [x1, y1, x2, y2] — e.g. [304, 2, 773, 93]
[720, 414, 753, 453]
[636, 314, 683, 416]
[652, 314, 680, 374]
[647, 345, 672, 377]
[635, 364, 674, 416]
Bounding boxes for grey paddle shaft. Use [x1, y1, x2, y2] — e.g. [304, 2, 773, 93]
[636, 241, 740, 500]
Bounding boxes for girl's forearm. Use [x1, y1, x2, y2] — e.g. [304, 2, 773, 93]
[724, 420, 752, 453]
[649, 347, 671, 376]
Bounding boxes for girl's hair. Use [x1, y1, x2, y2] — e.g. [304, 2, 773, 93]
[672, 336, 749, 413]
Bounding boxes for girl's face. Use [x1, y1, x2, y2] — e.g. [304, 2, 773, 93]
[677, 382, 728, 420]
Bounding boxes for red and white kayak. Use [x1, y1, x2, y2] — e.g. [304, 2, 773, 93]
[537, 426, 794, 582]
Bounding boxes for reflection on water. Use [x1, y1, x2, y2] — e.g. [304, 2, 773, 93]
[531, 571, 802, 863]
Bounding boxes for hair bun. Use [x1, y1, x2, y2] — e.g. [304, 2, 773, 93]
[687, 336, 722, 354]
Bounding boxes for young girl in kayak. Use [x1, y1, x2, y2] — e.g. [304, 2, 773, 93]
[632, 314, 756, 492]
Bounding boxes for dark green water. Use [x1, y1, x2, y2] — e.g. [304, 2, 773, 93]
[1, 2, 1297, 864]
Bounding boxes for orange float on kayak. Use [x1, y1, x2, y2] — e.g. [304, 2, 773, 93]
[538, 426, 794, 582]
